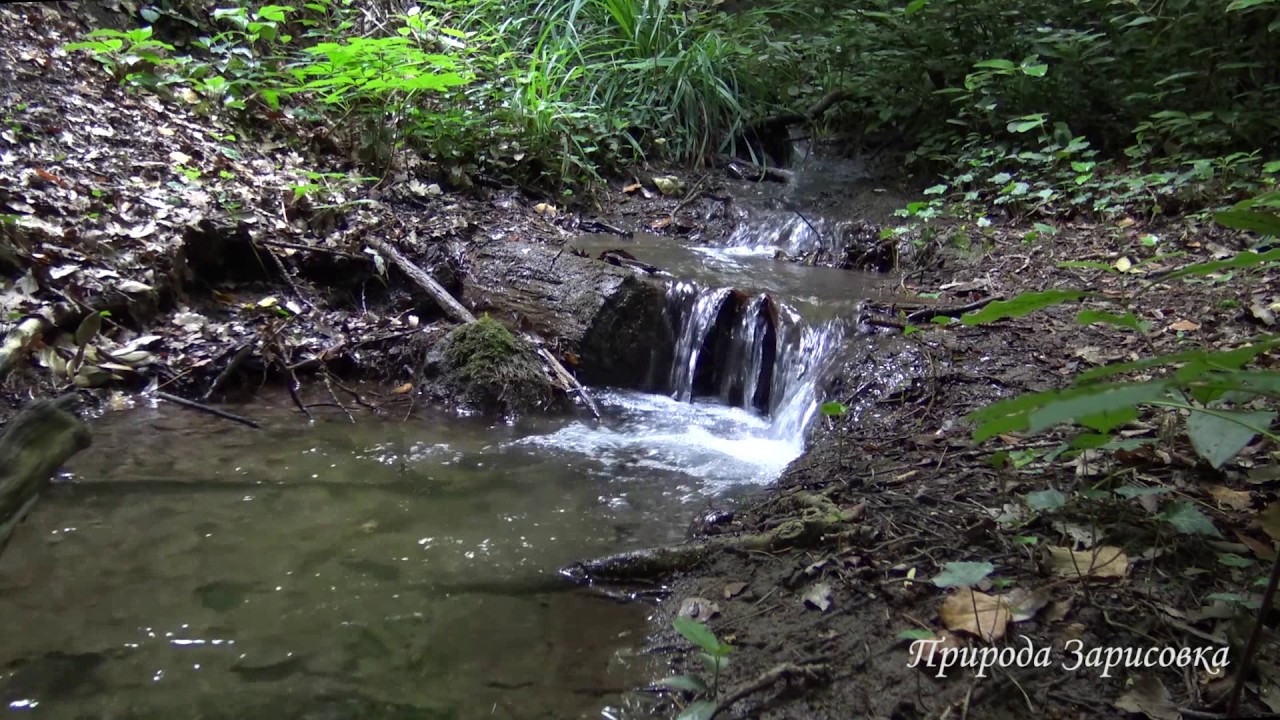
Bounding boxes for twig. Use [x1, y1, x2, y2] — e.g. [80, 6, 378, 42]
[322, 371, 355, 424]
[254, 238, 368, 261]
[202, 342, 254, 402]
[154, 391, 261, 429]
[709, 662, 827, 719]
[286, 369, 313, 422]
[905, 296, 1003, 323]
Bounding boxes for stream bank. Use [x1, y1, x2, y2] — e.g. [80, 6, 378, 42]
[3, 4, 1278, 720]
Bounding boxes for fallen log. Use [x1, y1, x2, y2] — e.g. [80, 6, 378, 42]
[370, 234, 602, 419]
[0, 394, 92, 555]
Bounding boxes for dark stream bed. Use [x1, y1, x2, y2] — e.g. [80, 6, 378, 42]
[0, 388, 801, 719]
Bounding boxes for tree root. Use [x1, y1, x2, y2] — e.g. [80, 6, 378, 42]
[711, 662, 828, 719]
[563, 494, 862, 583]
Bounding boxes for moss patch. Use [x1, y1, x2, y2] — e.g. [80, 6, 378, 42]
[438, 316, 563, 416]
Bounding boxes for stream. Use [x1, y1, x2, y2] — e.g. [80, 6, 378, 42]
[0, 163, 894, 719]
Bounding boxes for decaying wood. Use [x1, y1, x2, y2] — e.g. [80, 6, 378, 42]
[372, 235, 603, 419]
[0, 394, 91, 555]
[0, 317, 46, 380]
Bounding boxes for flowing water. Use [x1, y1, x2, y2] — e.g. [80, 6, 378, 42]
[1, 162, 894, 719]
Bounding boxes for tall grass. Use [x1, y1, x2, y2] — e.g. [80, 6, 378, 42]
[459, 0, 800, 169]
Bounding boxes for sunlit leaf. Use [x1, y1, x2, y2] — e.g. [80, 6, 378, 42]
[960, 290, 1088, 325]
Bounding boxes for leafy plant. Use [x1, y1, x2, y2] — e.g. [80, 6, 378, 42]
[64, 27, 175, 82]
[661, 616, 732, 720]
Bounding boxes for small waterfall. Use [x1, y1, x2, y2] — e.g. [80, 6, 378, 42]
[725, 208, 857, 256]
[662, 281, 847, 444]
[667, 283, 733, 401]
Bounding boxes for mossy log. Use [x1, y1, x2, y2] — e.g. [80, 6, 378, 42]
[0, 395, 92, 555]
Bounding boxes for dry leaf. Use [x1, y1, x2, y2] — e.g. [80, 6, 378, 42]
[1167, 319, 1200, 332]
[1113, 674, 1179, 720]
[1046, 546, 1128, 579]
[723, 581, 748, 599]
[803, 582, 833, 612]
[1209, 485, 1252, 511]
[622, 182, 641, 193]
[677, 597, 720, 621]
[939, 589, 1009, 642]
[393, 382, 414, 394]
[1044, 598, 1073, 623]
[1002, 587, 1051, 622]
[1260, 502, 1280, 543]
[1236, 531, 1276, 561]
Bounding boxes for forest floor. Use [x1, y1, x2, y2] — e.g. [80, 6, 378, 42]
[2, 4, 1279, 720]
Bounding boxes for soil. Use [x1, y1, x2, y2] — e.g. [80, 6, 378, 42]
[2, 4, 1278, 720]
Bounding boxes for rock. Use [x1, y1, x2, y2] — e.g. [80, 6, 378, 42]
[578, 276, 673, 390]
[428, 316, 564, 416]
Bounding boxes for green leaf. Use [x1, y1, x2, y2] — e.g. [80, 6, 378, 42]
[932, 561, 994, 588]
[700, 652, 729, 674]
[1075, 338, 1280, 383]
[1162, 248, 1280, 281]
[905, 0, 930, 14]
[1159, 501, 1222, 537]
[1008, 119, 1043, 133]
[1028, 381, 1170, 433]
[1186, 408, 1276, 469]
[820, 401, 848, 417]
[1024, 489, 1067, 511]
[678, 701, 717, 720]
[960, 290, 1087, 325]
[897, 628, 935, 640]
[1076, 309, 1143, 331]
[658, 675, 708, 692]
[1020, 64, 1048, 77]
[1213, 209, 1280, 236]
[673, 617, 722, 655]
[1218, 553, 1254, 568]
[974, 59, 1016, 71]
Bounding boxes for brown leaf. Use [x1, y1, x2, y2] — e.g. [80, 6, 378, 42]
[1046, 546, 1128, 579]
[393, 382, 414, 395]
[1236, 531, 1277, 561]
[1002, 587, 1051, 622]
[1167, 319, 1200, 332]
[1209, 485, 1252, 511]
[1113, 674, 1178, 720]
[622, 182, 641, 193]
[1260, 502, 1280, 543]
[723, 581, 747, 599]
[1044, 598, 1073, 623]
[677, 597, 720, 621]
[939, 589, 1009, 642]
